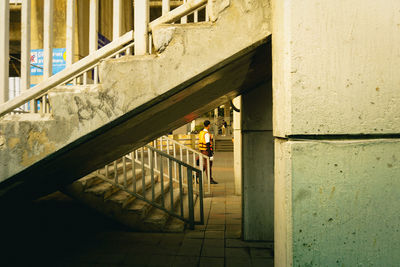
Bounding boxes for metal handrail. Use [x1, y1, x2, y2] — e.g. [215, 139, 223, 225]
[96, 143, 204, 229]
[151, 135, 211, 196]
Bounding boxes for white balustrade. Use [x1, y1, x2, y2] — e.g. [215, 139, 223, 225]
[134, 0, 149, 55]
[66, 0, 75, 67]
[0, 1, 10, 104]
[21, 0, 31, 93]
[0, 0, 209, 116]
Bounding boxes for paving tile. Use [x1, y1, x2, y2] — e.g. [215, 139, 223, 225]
[225, 226, 241, 239]
[177, 245, 202, 256]
[199, 257, 224, 267]
[123, 253, 152, 266]
[203, 238, 224, 248]
[201, 246, 225, 257]
[148, 255, 175, 266]
[252, 258, 274, 267]
[225, 248, 251, 258]
[225, 257, 252, 267]
[194, 225, 207, 231]
[172, 256, 199, 267]
[206, 224, 225, 231]
[205, 230, 225, 239]
[152, 246, 181, 256]
[226, 239, 273, 249]
[250, 248, 274, 258]
[185, 230, 205, 239]
[208, 218, 226, 225]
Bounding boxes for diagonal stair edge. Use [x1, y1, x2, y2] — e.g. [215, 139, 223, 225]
[0, 36, 271, 204]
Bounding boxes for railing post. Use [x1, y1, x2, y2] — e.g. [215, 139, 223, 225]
[180, 0, 187, 24]
[89, 0, 98, 54]
[113, 0, 122, 40]
[206, 157, 211, 194]
[0, 1, 9, 104]
[198, 170, 204, 225]
[187, 168, 195, 229]
[21, 0, 31, 95]
[66, 0, 75, 66]
[43, 0, 53, 112]
[134, 0, 149, 55]
[43, 0, 54, 79]
[162, 0, 170, 15]
[90, 0, 98, 83]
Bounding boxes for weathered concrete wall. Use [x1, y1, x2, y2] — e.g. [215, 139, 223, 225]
[273, 0, 400, 265]
[275, 139, 400, 266]
[273, 0, 400, 137]
[0, 0, 272, 201]
[242, 81, 273, 241]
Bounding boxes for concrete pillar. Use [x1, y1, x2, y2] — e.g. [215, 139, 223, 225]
[233, 96, 241, 195]
[213, 108, 218, 136]
[273, 0, 400, 265]
[241, 81, 273, 241]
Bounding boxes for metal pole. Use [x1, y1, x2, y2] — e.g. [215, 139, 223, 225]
[169, 158, 174, 212]
[66, 0, 75, 66]
[43, 0, 54, 113]
[150, 147, 155, 202]
[187, 168, 195, 229]
[0, 1, 9, 104]
[141, 147, 146, 198]
[113, 0, 122, 41]
[180, 0, 187, 24]
[134, 0, 149, 55]
[162, 0, 170, 15]
[160, 154, 165, 208]
[21, 0, 31, 94]
[179, 166, 184, 217]
[198, 170, 204, 225]
[131, 151, 137, 193]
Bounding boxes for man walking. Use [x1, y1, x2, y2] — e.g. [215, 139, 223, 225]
[198, 120, 218, 184]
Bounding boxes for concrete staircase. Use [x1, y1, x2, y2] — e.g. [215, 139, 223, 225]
[0, 0, 271, 213]
[62, 158, 197, 232]
[215, 137, 234, 152]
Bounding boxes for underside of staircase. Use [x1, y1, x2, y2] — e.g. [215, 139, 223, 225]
[0, 0, 272, 211]
[62, 158, 196, 232]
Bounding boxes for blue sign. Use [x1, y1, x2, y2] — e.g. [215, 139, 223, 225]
[30, 48, 67, 76]
[98, 33, 111, 49]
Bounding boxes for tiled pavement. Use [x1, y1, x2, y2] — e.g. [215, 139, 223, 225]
[1, 152, 273, 267]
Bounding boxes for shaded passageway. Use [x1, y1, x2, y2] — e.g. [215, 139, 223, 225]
[1, 151, 273, 267]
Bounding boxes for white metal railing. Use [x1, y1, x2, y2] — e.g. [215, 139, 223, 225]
[96, 143, 205, 229]
[112, 135, 211, 196]
[0, 0, 209, 117]
[150, 135, 211, 196]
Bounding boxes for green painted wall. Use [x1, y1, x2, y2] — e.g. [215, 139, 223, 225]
[276, 139, 400, 266]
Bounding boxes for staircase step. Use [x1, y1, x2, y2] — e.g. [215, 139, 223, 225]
[163, 193, 199, 232]
[84, 168, 143, 199]
[125, 178, 169, 219]
[99, 158, 133, 177]
[142, 188, 181, 231]
[163, 216, 185, 232]
[106, 174, 153, 208]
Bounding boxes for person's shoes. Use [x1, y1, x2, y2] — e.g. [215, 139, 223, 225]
[210, 178, 218, 184]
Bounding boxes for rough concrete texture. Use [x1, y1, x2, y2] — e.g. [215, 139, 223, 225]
[0, 0, 271, 199]
[0, 85, 110, 182]
[241, 81, 273, 241]
[275, 139, 400, 266]
[273, 0, 400, 136]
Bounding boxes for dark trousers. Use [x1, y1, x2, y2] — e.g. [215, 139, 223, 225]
[196, 150, 213, 179]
